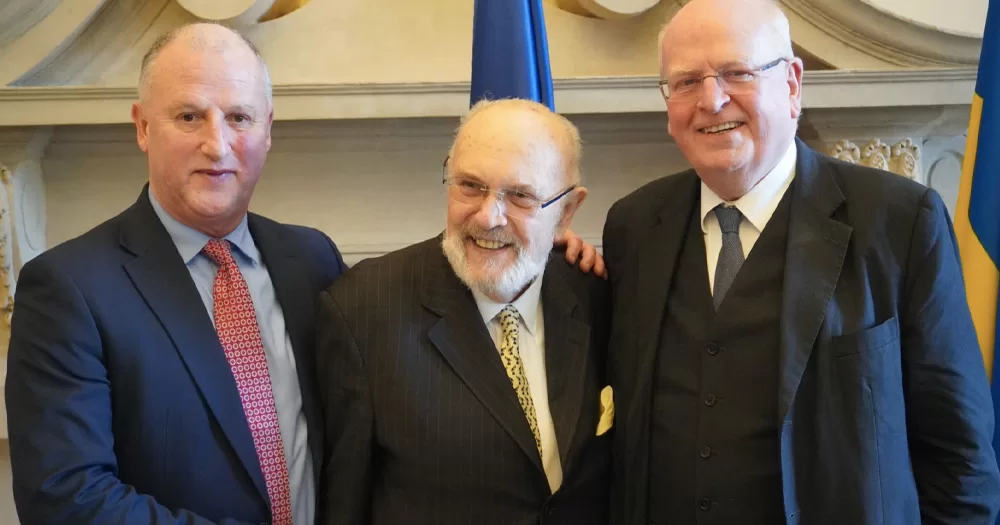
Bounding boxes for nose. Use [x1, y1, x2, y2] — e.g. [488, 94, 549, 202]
[472, 192, 508, 230]
[696, 76, 730, 114]
[199, 114, 231, 160]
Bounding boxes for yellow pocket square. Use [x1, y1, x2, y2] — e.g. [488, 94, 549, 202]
[596, 386, 614, 436]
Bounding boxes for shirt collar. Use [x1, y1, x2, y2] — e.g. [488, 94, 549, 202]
[147, 187, 260, 266]
[471, 271, 545, 337]
[700, 140, 797, 234]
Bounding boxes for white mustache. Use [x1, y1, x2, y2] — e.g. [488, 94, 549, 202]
[463, 227, 519, 249]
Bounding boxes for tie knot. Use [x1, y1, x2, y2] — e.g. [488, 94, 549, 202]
[498, 304, 519, 324]
[714, 205, 743, 234]
[202, 238, 236, 269]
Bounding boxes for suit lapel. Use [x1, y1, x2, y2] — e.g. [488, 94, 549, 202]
[119, 189, 269, 504]
[630, 173, 700, 426]
[249, 215, 324, 484]
[422, 245, 545, 472]
[778, 140, 853, 423]
[540, 264, 590, 473]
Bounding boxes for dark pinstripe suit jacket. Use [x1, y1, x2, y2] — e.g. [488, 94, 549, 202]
[317, 236, 612, 525]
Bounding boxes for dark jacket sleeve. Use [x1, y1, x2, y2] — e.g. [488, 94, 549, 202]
[5, 257, 255, 525]
[903, 189, 1000, 524]
[317, 288, 374, 525]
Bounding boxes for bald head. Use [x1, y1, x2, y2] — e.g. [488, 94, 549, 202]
[138, 23, 272, 104]
[659, 0, 792, 77]
[450, 99, 582, 188]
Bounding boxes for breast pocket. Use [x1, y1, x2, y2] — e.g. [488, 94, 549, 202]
[828, 316, 900, 358]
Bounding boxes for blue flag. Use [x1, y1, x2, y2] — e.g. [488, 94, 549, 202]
[956, 4, 1000, 511]
[469, 0, 555, 109]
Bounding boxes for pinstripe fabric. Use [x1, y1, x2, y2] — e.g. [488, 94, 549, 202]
[317, 236, 611, 525]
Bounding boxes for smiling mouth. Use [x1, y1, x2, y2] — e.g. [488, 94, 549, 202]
[471, 238, 510, 250]
[699, 122, 744, 134]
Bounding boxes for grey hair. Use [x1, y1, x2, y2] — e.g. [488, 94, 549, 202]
[137, 22, 273, 104]
[449, 98, 583, 186]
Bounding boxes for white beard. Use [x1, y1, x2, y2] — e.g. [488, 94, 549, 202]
[442, 224, 553, 302]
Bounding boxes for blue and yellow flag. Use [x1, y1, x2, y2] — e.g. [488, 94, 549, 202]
[469, 0, 555, 109]
[956, 1, 1000, 470]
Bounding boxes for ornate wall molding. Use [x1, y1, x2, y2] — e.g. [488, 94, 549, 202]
[828, 138, 922, 180]
[551, 0, 660, 19]
[0, 68, 978, 126]
[0, 164, 16, 354]
[780, 0, 983, 67]
[0, 0, 63, 48]
[0, 0, 107, 86]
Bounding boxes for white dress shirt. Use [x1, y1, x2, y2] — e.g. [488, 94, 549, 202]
[471, 275, 564, 494]
[701, 141, 798, 294]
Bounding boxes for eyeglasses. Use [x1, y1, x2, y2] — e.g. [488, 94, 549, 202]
[441, 157, 577, 219]
[658, 57, 790, 100]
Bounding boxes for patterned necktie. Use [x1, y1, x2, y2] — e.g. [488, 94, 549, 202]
[713, 205, 746, 310]
[202, 239, 292, 525]
[497, 305, 543, 459]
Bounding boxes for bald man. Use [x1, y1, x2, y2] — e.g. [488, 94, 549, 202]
[602, 0, 1000, 523]
[5, 23, 348, 524]
[317, 99, 612, 525]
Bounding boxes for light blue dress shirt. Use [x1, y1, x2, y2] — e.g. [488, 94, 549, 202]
[149, 190, 314, 525]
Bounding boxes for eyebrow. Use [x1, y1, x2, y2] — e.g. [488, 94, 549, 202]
[450, 172, 539, 194]
[228, 104, 257, 115]
[668, 58, 755, 77]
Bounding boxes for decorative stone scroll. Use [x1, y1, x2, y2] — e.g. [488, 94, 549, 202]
[549, 0, 660, 18]
[176, 0, 311, 24]
[827, 138, 921, 179]
[0, 164, 15, 355]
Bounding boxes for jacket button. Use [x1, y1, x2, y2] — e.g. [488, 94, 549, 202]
[706, 342, 720, 355]
[705, 394, 717, 406]
[699, 498, 711, 511]
[700, 445, 712, 458]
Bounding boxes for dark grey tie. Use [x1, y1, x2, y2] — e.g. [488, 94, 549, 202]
[713, 205, 745, 310]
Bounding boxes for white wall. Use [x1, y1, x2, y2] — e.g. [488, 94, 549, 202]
[864, 0, 988, 37]
[0, 443, 14, 525]
[40, 116, 688, 260]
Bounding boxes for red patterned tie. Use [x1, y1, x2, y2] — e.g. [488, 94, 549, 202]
[203, 239, 292, 525]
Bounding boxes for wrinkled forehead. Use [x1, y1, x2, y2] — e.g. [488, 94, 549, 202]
[450, 116, 564, 193]
[150, 44, 269, 107]
[662, 19, 780, 75]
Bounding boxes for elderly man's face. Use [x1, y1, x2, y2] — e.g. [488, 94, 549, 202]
[661, 16, 802, 198]
[442, 109, 582, 302]
[132, 36, 273, 237]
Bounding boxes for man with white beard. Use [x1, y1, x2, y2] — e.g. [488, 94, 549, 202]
[316, 98, 613, 525]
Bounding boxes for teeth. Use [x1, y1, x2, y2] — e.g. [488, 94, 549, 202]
[703, 122, 741, 134]
[474, 239, 507, 250]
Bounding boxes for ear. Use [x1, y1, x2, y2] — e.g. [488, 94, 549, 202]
[787, 57, 805, 119]
[131, 102, 150, 153]
[265, 108, 274, 151]
[554, 186, 589, 236]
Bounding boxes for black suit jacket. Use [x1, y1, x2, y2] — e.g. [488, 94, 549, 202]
[6, 187, 347, 524]
[603, 139, 1000, 525]
[317, 236, 612, 525]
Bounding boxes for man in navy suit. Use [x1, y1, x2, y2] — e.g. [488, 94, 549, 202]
[4, 22, 601, 525]
[4, 23, 346, 524]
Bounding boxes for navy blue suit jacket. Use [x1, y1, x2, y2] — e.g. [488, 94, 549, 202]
[5, 188, 346, 524]
[604, 140, 1000, 524]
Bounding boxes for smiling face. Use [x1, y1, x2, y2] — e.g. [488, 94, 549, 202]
[441, 101, 586, 303]
[131, 24, 273, 238]
[660, 0, 803, 201]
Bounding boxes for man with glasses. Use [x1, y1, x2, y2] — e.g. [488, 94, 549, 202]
[603, 0, 1000, 523]
[317, 98, 612, 525]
